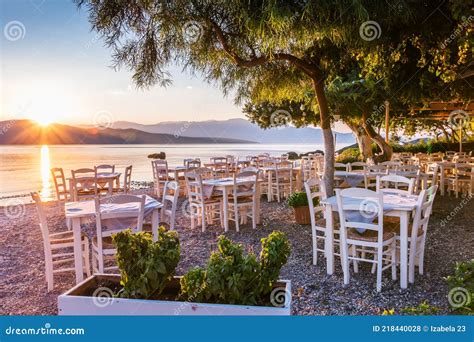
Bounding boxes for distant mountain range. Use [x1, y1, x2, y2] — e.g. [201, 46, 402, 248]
[109, 118, 355, 144]
[0, 120, 252, 145]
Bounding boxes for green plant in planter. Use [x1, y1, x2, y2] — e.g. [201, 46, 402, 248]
[112, 227, 180, 299]
[287, 191, 318, 208]
[445, 259, 474, 314]
[179, 231, 291, 306]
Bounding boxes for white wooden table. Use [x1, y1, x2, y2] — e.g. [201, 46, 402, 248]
[65, 195, 162, 284]
[202, 177, 261, 231]
[68, 172, 121, 198]
[321, 193, 419, 289]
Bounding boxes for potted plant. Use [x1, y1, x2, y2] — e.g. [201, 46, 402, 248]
[287, 191, 317, 225]
[58, 228, 292, 315]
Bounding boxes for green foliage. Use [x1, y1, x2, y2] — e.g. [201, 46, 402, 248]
[445, 260, 474, 314]
[287, 191, 309, 208]
[112, 227, 180, 299]
[180, 231, 291, 306]
[381, 308, 395, 315]
[400, 301, 441, 315]
[390, 141, 474, 154]
[336, 148, 362, 163]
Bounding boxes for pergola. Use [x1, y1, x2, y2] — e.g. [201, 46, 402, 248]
[386, 101, 473, 152]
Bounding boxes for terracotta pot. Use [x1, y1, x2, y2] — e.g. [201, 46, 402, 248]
[293, 205, 311, 225]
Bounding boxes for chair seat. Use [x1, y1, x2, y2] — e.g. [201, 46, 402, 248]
[314, 217, 340, 230]
[347, 228, 395, 242]
[92, 236, 115, 250]
[77, 189, 96, 195]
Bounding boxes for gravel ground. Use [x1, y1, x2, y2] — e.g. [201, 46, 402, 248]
[1, 188, 473, 315]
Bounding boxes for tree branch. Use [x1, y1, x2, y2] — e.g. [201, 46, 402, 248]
[209, 20, 318, 78]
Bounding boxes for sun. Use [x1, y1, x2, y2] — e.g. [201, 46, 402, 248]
[34, 116, 53, 127]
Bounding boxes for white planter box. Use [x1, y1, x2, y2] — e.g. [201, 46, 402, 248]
[58, 274, 291, 316]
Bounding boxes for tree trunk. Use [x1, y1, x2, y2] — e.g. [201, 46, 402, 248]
[362, 112, 393, 163]
[345, 119, 373, 160]
[313, 79, 334, 196]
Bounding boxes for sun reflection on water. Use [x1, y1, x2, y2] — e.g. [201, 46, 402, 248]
[40, 145, 53, 200]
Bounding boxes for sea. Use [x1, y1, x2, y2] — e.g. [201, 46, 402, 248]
[0, 143, 351, 204]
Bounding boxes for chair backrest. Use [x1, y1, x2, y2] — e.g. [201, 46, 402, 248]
[95, 164, 115, 173]
[184, 158, 201, 168]
[71, 168, 98, 200]
[123, 165, 132, 193]
[232, 171, 257, 199]
[31, 192, 52, 256]
[274, 160, 293, 181]
[185, 171, 206, 205]
[348, 162, 367, 172]
[161, 181, 179, 230]
[210, 157, 227, 164]
[334, 162, 349, 171]
[152, 159, 169, 180]
[366, 164, 388, 174]
[304, 177, 327, 228]
[335, 188, 384, 242]
[94, 194, 146, 241]
[242, 166, 258, 173]
[380, 161, 401, 172]
[411, 185, 438, 244]
[376, 174, 415, 195]
[50, 167, 68, 200]
[426, 163, 439, 187]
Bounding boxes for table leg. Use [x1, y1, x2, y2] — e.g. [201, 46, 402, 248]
[69, 179, 74, 200]
[256, 181, 261, 224]
[223, 187, 229, 232]
[325, 205, 335, 275]
[152, 209, 160, 241]
[72, 218, 84, 284]
[108, 179, 114, 195]
[400, 212, 408, 289]
[440, 166, 445, 196]
[267, 171, 272, 202]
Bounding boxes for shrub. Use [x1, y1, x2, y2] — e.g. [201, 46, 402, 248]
[400, 301, 440, 315]
[445, 259, 474, 314]
[112, 227, 180, 299]
[147, 152, 166, 159]
[336, 147, 362, 164]
[179, 231, 291, 306]
[287, 191, 319, 208]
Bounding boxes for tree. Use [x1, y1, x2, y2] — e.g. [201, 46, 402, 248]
[77, 0, 411, 194]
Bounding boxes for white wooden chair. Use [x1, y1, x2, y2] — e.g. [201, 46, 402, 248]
[270, 160, 294, 202]
[160, 181, 180, 230]
[185, 171, 223, 232]
[50, 168, 70, 201]
[385, 185, 438, 282]
[94, 164, 116, 193]
[380, 161, 401, 173]
[335, 188, 397, 292]
[304, 177, 340, 266]
[92, 194, 146, 273]
[365, 165, 387, 189]
[71, 168, 98, 201]
[31, 192, 90, 291]
[227, 171, 258, 231]
[184, 158, 201, 169]
[152, 160, 171, 198]
[113, 165, 132, 193]
[376, 174, 415, 195]
[447, 163, 474, 198]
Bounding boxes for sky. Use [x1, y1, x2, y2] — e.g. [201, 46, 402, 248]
[0, 0, 350, 132]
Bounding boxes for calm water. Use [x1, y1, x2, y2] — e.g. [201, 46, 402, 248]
[0, 143, 350, 203]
